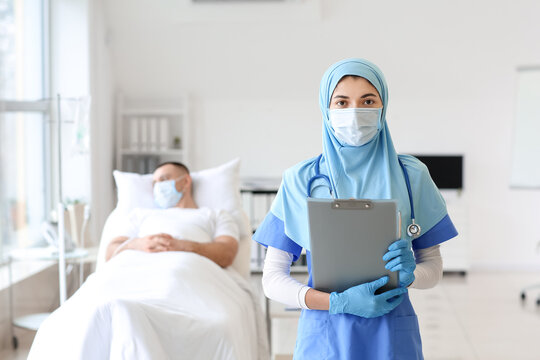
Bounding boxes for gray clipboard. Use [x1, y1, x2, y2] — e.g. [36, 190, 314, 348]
[307, 198, 400, 294]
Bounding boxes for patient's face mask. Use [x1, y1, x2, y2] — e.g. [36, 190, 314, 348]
[153, 177, 184, 209]
[328, 108, 382, 146]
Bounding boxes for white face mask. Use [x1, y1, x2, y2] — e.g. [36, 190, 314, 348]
[153, 176, 185, 209]
[328, 108, 382, 146]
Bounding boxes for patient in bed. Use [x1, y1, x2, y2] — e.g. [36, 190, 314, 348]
[106, 161, 239, 267]
[28, 160, 267, 360]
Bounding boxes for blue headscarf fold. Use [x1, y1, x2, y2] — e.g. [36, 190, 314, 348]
[271, 58, 448, 251]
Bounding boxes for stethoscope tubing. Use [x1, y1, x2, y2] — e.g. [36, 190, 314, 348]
[306, 154, 421, 237]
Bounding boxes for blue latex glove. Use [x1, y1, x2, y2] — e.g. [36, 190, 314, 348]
[383, 239, 416, 287]
[329, 276, 408, 318]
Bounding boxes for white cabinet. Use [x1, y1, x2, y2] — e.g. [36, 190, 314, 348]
[440, 190, 469, 274]
[115, 94, 190, 173]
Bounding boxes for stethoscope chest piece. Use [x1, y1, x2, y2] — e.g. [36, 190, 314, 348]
[407, 219, 421, 238]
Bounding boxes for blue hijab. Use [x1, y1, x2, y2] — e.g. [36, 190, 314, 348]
[270, 58, 448, 251]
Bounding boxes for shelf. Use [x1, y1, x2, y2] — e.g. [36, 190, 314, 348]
[13, 313, 51, 331]
[9, 247, 89, 262]
[116, 95, 190, 173]
[120, 149, 184, 156]
[121, 109, 185, 116]
[0, 260, 55, 291]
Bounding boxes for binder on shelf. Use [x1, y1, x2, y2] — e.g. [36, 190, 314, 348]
[138, 157, 146, 174]
[251, 242, 265, 269]
[139, 117, 148, 151]
[149, 117, 158, 152]
[129, 117, 139, 150]
[147, 156, 159, 171]
[125, 156, 134, 172]
[159, 117, 169, 151]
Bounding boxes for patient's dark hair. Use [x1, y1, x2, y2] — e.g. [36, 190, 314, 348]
[154, 161, 190, 174]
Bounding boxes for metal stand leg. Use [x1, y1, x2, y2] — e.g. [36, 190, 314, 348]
[8, 257, 18, 349]
[266, 296, 272, 355]
[58, 203, 67, 305]
[79, 259, 84, 288]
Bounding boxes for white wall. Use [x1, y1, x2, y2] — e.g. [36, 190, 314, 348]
[50, 0, 91, 204]
[101, 0, 540, 270]
[89, 0, 115, 244]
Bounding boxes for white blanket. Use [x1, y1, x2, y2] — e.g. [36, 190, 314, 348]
[28, 250, 269, 360]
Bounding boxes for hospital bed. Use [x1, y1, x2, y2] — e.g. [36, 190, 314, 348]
[27, 159, 269, 360]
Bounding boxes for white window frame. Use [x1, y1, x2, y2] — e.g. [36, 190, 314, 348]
[0, 0, 51, 262]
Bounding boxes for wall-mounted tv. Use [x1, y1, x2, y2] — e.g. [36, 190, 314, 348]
[412, 155, 463, 190]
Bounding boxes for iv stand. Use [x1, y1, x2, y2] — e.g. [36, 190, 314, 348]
[56, 94, 67, 305]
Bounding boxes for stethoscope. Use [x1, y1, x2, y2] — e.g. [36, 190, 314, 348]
[307, 154, 422, 238]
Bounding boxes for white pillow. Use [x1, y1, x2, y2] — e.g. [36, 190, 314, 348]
[191, 158, 241, 213]
[112, 171, 155, 214]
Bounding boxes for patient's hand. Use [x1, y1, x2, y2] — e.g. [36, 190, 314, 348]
[168, 236, 238, 268]
[128, 233, 173, 253]
[169, 238, 198, 252]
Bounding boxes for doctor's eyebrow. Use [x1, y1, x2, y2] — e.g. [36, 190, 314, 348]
[332, 93, 378, 99]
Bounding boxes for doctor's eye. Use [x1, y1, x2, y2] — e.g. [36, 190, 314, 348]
[335, 100, 347, 107]
[363, 99, 376, 106]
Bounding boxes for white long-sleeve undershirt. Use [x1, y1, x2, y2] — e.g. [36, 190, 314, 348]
[261, 244, 443, 309]
[409, 244, 443, 289]
[261, 247, 310, 309]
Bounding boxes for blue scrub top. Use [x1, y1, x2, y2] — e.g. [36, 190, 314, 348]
[254, 207, 457, 360]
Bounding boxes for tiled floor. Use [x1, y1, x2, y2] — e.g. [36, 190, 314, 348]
[3, 271, 540, 360]
[257, 271, 540, 360]
[412, 271, 540, 360]
[0, 329, 33, 360]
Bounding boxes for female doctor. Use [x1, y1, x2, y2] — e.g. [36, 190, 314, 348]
[253, 58, 458, 360]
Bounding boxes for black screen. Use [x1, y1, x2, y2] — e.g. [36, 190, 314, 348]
[412, 155, 463, 189]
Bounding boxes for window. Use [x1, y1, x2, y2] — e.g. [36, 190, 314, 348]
[0, 111, 48, 252]
[0, 0, 48, 259]
[511, 67, 540, 188]
[0, 0, 45, 100]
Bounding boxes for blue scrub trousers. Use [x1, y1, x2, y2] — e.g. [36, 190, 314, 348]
[293, 293, 423, 360]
